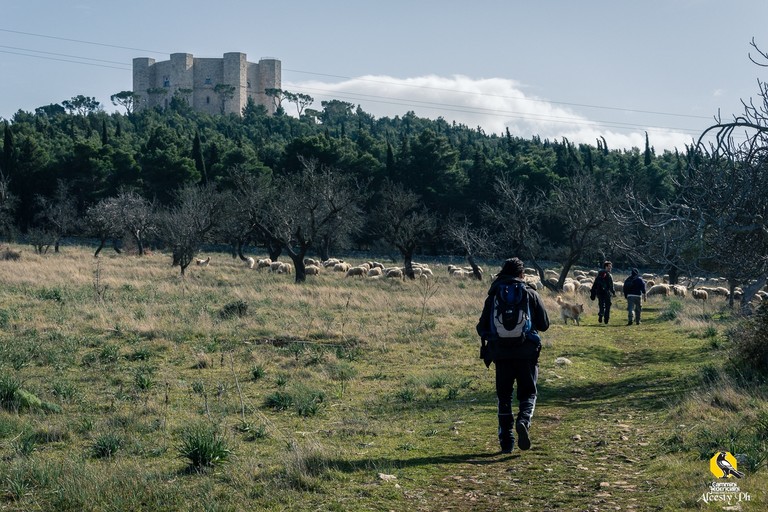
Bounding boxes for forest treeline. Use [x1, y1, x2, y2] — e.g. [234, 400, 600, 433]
[0, 91, 765, 302]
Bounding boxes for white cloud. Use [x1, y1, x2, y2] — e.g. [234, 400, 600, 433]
[285, 75, 695, 152]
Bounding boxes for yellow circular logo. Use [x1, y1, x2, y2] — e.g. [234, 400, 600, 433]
[709, 451, 744, 479]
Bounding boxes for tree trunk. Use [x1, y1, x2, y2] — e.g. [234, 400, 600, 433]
[467, 253, 483, 281]
[739, 275, 767, 315]
[267, 239, 282, 262]
[403, 251, 415, 280]
[667, 266, 679, 286]
[94, 237, 106, 257]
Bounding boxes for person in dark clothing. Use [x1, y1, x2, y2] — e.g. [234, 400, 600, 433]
[590, 261, 616, 324]
[623, 268, 646, 325]
[476, 257, 550, 454]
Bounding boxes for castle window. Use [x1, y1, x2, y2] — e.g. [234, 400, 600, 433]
[205, 76, 212, 85]
[163, 76, 170, 87]
[206, 96, 210, 104]
[247, 80, 251, 89]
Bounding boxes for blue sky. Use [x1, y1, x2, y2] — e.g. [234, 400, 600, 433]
[2, 0, 767, 151]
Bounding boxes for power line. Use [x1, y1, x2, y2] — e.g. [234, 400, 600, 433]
[0, 28, 168, 55]
[0, 50, 131, 71]
[0, 45, 132, 67]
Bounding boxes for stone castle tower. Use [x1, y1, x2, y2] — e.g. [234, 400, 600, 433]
[132, 52, 281, 115]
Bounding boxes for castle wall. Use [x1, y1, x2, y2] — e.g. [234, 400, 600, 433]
[132, 52, 280, 116]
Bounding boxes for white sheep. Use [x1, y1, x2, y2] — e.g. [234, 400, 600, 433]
[195, 256, 210, 266]
[305, 264, 321, 275]
[304, 257, 320, 267]
[257, 258, 272, 270]
[333, 262, 351, 272]
[646, 284, 671, 297]
[276, 262, 293, 274]
[323, 258, 342, 267]
[385, 268, 404, 279]
[367, 267, 383, 277]
[246, 257, 255, 269]
[345, 266, 367, 278]
[692, 289, 708, 301]
[672, 284, 687, 297]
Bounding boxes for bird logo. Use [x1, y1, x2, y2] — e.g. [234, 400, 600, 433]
[709, 451, 744, 479]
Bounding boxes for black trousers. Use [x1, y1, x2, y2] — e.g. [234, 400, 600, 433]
[597, 293, 612, 320]
[495, 357, 539, 429]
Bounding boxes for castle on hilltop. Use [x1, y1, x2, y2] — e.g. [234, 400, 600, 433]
[132, 52, 281, 115]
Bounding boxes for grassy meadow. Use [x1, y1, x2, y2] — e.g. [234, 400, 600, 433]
[0, 245, 766, 511]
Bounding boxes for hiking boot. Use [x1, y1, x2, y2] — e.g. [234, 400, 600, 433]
[635, 321, 641, 325]
[598, 315, 603, 324]
[498, 424, 514, 454]
[499, 434, 514, 454]
[627, 321, 633, 326]
[515, 421, 531, 451]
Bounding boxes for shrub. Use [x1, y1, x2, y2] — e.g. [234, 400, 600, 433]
[728, 303, 768, 379]
[250, 365, 265, 381]
[91, 432, 123, 459]
[0, 375, 21, 411]
[178, 423, 232, 470]
[218, 300, 248, 320]
[658, 299, 684, 321]
[265, 391, 293, 411]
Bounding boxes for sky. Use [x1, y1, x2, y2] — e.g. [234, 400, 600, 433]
[2, 0, 767, 152]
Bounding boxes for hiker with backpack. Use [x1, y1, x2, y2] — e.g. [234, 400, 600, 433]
[590, 260, 616, 324]
[623, 268, 647, 325]
[476, 257, 550, 454]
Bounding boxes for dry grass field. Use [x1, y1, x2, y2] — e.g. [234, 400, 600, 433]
[0, 245, 766, 511]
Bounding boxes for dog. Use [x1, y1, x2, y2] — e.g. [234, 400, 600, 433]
[556, 295, 584, 326]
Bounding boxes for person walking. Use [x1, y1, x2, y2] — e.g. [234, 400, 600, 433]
[623, 268, 646, 325]
[476, 258, 550, 454]
[590, 261, 616, 324]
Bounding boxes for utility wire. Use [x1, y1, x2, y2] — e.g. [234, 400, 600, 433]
[0, 28, 168, 55]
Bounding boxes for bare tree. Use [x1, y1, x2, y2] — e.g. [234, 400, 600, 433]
[443, 216, 491, 280]
[543, 171, 619, 288]
[34, 180, 79, 253]
[372, 180, 437, 280]
[619, 38, 768, 312]
[481, 178, 547, 282]
[112, 190, 156, 256]
[231, 158, 363, 282]
[84, 198, 122, 257]
[157, 183, 225, 276]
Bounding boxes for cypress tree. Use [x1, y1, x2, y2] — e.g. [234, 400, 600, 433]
[2, 123, 14, 175]
[192, 131, 207, 184]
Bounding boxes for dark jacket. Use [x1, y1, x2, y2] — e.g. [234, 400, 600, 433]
[590, 270, 615, 298]
[623, 275, 646, 297]
[476, 276, 550, 362]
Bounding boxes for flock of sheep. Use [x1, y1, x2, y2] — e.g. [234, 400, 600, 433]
[194, 254, 768, 304]
[196, 255, 483, 281]
[523, 267, 768, 304]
